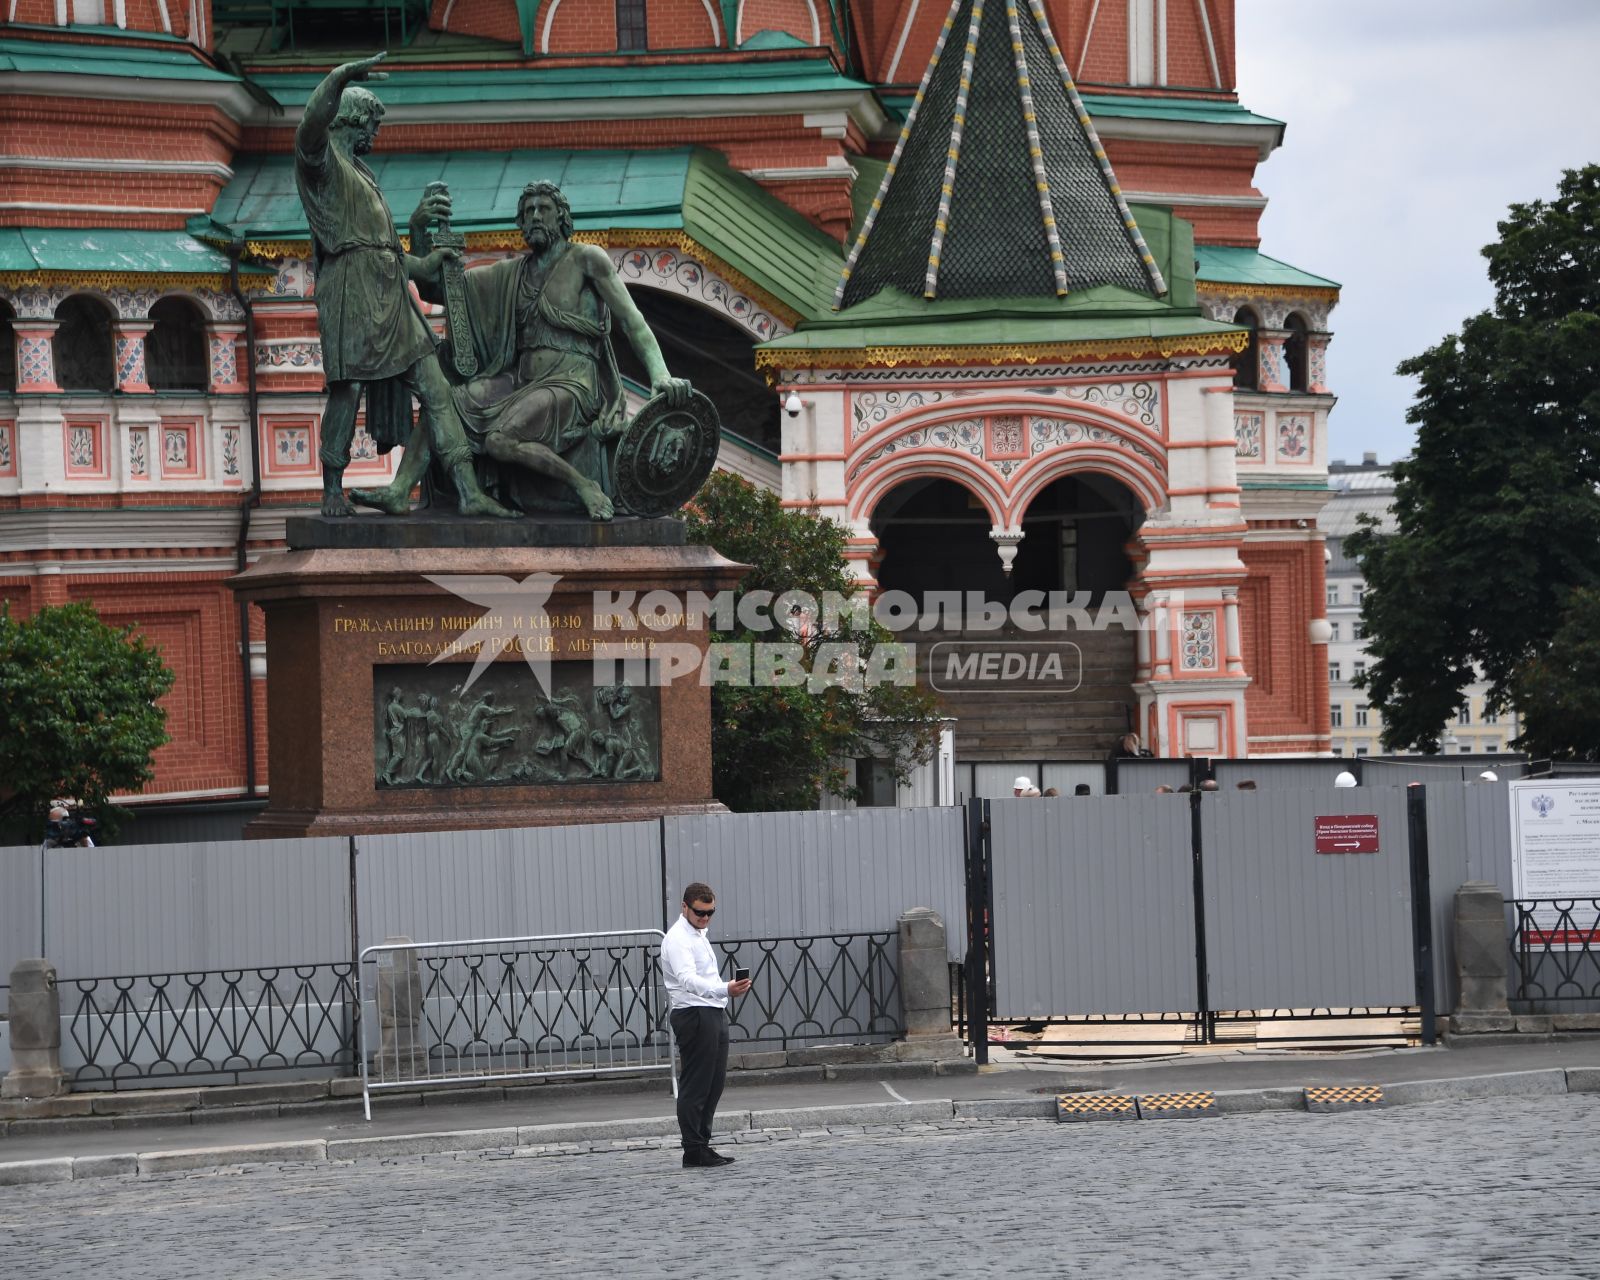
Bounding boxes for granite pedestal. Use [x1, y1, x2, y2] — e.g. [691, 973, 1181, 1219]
[229, 513, 746, 838]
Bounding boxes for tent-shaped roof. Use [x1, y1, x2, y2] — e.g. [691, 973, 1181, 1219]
[836, 0, 1164, 309]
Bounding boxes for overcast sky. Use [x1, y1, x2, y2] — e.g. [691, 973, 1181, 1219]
[1234, 0, 1600, 465]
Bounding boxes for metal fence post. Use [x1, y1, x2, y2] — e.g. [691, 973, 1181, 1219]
[1189, 788, 1212, 1044]
[347, 834, 360, 1075]
[1407, 784, 1437, 1045]
[963, 796, 991, 1066]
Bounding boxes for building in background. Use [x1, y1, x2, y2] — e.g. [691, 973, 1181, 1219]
[0, 1, 1341, 813]
[1324, 455, 1516, 757]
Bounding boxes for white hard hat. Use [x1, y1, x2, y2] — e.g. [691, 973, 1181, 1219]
[1334, 771, 1358, 788]
[1478, 769, 1499, 783]
[1013, 776, 1032, 790]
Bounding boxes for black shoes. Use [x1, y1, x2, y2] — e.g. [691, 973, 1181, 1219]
[682, 1147, 736, 1168]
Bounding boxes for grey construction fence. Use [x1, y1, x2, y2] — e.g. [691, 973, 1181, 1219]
[0, 780, 1558, 1088]
[0, 808, 965, 1088]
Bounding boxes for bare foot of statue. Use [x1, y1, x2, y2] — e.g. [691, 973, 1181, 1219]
[458, 490, 519, 519]
[321, 486, 357, 517]
[350, 485, 413, 516]
[576, 478, 614, 521]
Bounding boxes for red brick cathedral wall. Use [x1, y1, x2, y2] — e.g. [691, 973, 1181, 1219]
[0, 575, 266, 800]
[857, 0, 1237, 90]
[1236, 533, 1330, 753]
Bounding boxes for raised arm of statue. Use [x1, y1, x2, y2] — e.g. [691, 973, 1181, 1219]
[297, 52, 389, 157]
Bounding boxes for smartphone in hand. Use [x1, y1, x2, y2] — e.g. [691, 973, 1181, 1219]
[734, 966, 750, 982]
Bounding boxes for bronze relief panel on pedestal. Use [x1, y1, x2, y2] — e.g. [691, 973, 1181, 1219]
[372, 663, 661, 789]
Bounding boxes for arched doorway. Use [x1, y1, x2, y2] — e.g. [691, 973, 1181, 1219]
[870, 476, 1003, 606]
[611, 287, 779, 457]
[1012, 472, 1144, 603]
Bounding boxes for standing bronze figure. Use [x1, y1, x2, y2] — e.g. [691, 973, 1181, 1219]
[294, 53, 513, 519]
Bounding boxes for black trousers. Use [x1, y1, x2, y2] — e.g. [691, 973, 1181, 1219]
[670, 1005, 729, 1151]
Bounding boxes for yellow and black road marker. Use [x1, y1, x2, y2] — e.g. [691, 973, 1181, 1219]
[1304, 1084, 1385, 1113]
[1056, 1093, 1139, 1123]
[1135, 1090, 1219, 1119]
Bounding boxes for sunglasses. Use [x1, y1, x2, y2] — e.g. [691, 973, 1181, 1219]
[688, 904, 715, 918]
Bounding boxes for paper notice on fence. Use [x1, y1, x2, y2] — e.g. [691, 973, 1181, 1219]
[1508, 780, 1600, 942]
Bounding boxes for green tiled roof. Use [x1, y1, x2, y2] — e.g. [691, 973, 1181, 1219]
[0, 227, 269, 276]
[205, 146, 843, 316]
[249, 55, 869, 109]
[1078, 93, 1284, 129]
[839, 0, 1162, 308]
[1195, 245, 1339, 291]
[212, 148, 695, 238]
[0, 35, 237, 80]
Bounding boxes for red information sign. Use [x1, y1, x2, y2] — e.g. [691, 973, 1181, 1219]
[1314, 815, 1380, 854]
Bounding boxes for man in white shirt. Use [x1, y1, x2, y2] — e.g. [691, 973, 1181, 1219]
[661, 881, 751, 1168]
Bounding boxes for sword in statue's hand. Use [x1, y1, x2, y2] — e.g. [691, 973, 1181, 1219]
[425, 180, 478, 379]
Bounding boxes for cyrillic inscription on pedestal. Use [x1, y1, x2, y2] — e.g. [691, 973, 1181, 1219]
[372, 664, 661, 789]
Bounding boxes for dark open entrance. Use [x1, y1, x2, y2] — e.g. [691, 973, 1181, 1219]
[872, 469, 1145, 763]
[871, 477, 1003, 605]
[1010, 473, 1144, 604]
[612, 287, 779, 457]
[872, 472, 1144, 607]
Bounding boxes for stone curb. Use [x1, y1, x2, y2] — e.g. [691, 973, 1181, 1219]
[0, 1049, 958, 1127]
[4, 1068, 1597, 1186]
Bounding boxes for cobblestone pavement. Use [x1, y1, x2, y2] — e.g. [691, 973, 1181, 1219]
[3, 1095, 1598, 1279]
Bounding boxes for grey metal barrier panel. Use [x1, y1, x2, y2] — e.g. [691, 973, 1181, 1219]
[1201, 786, 1416, 1011]
[0, 844, 44, 996]
[1212, 758, 1352, 791]
[113, 801, 263, 846]
[1040, 763, 1108, 796]
[1361, 758, 1528, 788]
[971, 763, 1038, 799]
[356, 821, 662, 953]
[988, 793, 1198, 1019]
[358, 929, 674, 1118]
[42, 838, 350, 979]
[663, 807, 966, 959]
[1423, 780, 1515, 1013]
[1424, 786, 1470, 1016]
[1113, 759, 1191, 793]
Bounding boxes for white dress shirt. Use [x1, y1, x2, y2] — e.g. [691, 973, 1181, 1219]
[661, 913, 728, 1010]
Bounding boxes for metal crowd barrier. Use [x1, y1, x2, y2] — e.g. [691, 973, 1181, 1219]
[358, 929, 674, 1119]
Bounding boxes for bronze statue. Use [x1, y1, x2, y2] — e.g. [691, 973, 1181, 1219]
[294, 53, 513, 519]
[354, 180, 716, 520]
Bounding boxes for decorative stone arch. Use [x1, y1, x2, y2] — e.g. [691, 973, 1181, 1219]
[847, 399, 1167, 505]
[145, 294, 210, 392]
[541, 0, 724, 54]
[849, 388, 1163, 457]
[737, 0, 820, 45]
[608, 243, 792, 343]
[850, 453, 1008, 528]
[1006, 446, 1168, 525]
[52, 291, 118, 392]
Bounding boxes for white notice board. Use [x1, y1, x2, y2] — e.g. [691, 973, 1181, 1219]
[1508, 778, 1600, 901]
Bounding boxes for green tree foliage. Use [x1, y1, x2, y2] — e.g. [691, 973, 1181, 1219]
[1509, 587, 1600, 761]
[1349, 166, 1600, 751]
[0, 603, 174, 839]
[684, 472, 944, 811]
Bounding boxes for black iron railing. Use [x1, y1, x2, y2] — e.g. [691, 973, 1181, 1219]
[1510, 898, 1600, 1006]
[409, 938, 670, 1071]
[714, 933, 901, 1047]
[62, 964, 358, 1089]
